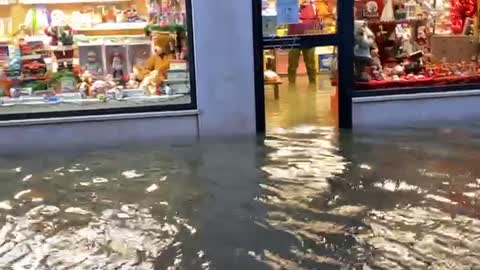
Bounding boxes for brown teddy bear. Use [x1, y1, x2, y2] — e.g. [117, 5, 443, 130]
[134, 32, 174, 88]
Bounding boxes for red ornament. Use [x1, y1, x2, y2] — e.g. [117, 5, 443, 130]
[450, 0, 476, 34]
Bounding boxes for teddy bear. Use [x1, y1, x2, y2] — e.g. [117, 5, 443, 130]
[134, 32, 174, 89]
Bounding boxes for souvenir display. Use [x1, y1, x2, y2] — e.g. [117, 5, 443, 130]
[0, 0, 191, 110]
[354, 0, 480, 90]
[261, 0, 337, 36]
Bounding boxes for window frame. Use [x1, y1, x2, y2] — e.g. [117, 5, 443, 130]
[0, 0, 197, 121]
[254, 0, 354, 131]
[351, 2, 480, 97]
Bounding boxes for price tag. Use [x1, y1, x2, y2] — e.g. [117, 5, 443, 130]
[276, 0, 299, 24]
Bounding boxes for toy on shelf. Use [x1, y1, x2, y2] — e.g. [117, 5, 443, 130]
[354, 20, 376, 81]
[111, 50, 123, 80]
[45, 10, 74, 71]
[77, 71, 92, 98]
[133, 31, 172, 90]
[84, 51, 103, 75]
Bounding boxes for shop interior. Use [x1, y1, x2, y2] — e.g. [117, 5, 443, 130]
[262, 0, 338, 130]
[354, 0, 480, 90]
[0, 0, 191, 115]
[263, 46, 338, 130]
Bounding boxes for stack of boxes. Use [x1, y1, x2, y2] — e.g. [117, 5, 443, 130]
[165, 60, 190, 95]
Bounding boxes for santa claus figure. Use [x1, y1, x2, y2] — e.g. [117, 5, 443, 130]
[45, 10, 74, 71]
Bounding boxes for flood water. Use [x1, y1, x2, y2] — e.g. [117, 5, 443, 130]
[1, 125, 480, 269]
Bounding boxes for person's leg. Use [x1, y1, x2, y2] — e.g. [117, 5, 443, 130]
[288, 49, 301, 83]
[303, 47, 317, 84]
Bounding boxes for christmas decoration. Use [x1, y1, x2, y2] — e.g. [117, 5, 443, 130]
[450, 0, 476, 34]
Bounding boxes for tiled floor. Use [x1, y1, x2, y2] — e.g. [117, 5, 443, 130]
[265, 74, 337, 131]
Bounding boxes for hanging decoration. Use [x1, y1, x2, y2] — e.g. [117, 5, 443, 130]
[380, 0, 395, 21]
[450, 0, 476, 34]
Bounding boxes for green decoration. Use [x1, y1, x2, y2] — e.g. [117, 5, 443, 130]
[144, 24, 186, 36]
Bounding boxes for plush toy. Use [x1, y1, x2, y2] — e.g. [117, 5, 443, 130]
[77, 71, 94, 97]
[134, 32, 173, 88]
[126, 72, 139, 89]
[354, 20, 376, 81]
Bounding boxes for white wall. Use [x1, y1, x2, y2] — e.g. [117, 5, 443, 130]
[191, 0, 257, 136]
[353, 90, 480, 127]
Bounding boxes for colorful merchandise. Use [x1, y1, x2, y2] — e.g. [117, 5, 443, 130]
[353, 0, 480, 90]
[0, 0, 191, 110]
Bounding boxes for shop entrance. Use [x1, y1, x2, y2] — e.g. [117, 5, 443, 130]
[263, 46, 338, 130]
[253, 0, 352, 133]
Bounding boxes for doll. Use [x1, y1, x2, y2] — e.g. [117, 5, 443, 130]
[45, 10, 74, 71]
[126, 72, 139, 89]
[111, 51, 123, 80]
[84, 51, 102, 75]
[371, 47, 382, 71]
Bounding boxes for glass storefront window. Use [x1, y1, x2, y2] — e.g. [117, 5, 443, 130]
[0, 0, 193, 116]
[353, 0, 480, 91]
[262, 0, 337, 37]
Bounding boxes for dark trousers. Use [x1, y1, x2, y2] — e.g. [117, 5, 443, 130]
[288, 48, 316, 83]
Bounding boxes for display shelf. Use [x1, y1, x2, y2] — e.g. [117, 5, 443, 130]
[19, 0, 129, 3]
[76, 22, 147, 32]
[367, 18, 426, 26]
[21, 54, 43, 60]
[356, 75, 480, 90]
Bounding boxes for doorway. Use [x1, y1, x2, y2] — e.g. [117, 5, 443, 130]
[253, 0, 353, 133]
[263, 46, 338, 130]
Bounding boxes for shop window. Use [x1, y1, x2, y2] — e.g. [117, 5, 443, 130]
[354, 0, 480, 91]
[262, 0, 337, 37]
[0, 0, 193, 117]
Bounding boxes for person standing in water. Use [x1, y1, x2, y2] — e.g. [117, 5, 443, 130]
[287, 0, 321, 84]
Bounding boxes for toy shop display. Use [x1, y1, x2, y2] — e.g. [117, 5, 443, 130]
[0, 0, 192, 109]
[261, 0, 337, 36]
[354, 0, 480, 90]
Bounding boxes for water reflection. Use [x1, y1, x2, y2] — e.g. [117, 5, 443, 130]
[0, 125, 480, 269]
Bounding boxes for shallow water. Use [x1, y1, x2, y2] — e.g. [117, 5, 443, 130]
[1, 125, 480, 269]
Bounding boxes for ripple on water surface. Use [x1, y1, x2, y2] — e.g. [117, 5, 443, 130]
[0, 126, 479, 269]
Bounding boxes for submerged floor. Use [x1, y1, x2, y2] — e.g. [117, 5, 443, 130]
[1, 123, 480, 269]
[265, 74, 337, 130]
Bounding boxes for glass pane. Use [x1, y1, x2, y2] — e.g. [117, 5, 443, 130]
[263, 46, 338, 130]
[262, 0, 337, 37]
[0, 0, 192, 116]
[353, 0, 480, 91]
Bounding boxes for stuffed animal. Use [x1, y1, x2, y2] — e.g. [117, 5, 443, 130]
[354, 20, 376, 81]
[354, 20, 375, 59]
[134, 32, 173, 86]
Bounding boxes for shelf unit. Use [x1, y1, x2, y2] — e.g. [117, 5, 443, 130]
[367, 18, 427, 26]
[75, 22, 147, 32]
